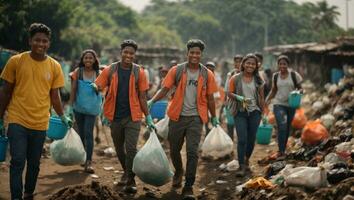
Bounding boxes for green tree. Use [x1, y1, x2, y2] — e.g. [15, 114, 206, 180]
[0, 0, 74, 53]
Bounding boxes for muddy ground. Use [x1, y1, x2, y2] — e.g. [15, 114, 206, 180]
[0, 125, 352, 200]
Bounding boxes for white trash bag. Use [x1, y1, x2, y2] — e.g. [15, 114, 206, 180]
[50, 128, 86, 166]
[133, 129, 173, 186]
[155, 116, 169, 140]
[284, 166, 328, 189]
[202, 126, 234, 159]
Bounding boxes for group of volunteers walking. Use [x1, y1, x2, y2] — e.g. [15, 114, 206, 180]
[0, 23, 303, 200]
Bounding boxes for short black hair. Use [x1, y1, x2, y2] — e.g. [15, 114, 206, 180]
[205, 61, 216, 69]
[186, 39, 205, 52]
[29, 23, 51, 39]
[121, 39, 138, 51]
[254, 52, 263, 61]
[233, 54, 243, 61]
[277, 55, 290, 65]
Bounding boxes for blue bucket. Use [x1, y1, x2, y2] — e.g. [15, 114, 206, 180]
[0, 51, 12, 70]
[47, 117, 68, 140]
[256, 124, 273, 145]
[331, 68, 344, 84]
[0, 135, 8, 162]
[150, 100, 168, 120]
[288, 91, 302, 109]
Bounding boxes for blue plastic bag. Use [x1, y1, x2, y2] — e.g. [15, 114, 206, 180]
[73, 80, 102, 116]
[133, 130, 174, 186]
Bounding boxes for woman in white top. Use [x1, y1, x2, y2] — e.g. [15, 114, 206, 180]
[265, 55, 303, 159]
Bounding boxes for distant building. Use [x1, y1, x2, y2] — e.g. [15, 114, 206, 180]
[104, 46, 184, 69]
[264, 37, 354, 86]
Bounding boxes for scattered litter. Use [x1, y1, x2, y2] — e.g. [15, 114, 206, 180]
[103, 147, 116, 157]
[245, 177, 275, 189]
[90, 174, 99, 179]
[103, 166, 114, 171]
[216, 180, 228, 184]
[226, 160, 239, 172]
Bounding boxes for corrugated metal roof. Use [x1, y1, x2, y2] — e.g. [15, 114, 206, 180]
[264, 37, 354, 54]
[328, 51, 354, 56]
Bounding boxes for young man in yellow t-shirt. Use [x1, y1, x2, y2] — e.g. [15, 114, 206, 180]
[0, 23, 72, 200]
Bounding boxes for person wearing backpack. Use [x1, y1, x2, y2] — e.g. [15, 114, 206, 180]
[68, 49, 101, 174]
[265, 55, 303, 160]
[204, 61, 218, 135]
[94, 39, 155, 194]
[223, 54, 243, 141]
[148, 39, 218, 200]
[228, 54, 265, 177]
[0, 23, 72, 200]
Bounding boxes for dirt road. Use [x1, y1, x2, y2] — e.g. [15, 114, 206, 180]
[0, 125, 277, 200]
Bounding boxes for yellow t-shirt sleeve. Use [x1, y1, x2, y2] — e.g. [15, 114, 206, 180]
[51, 61, 65, 89]
[0, 56, 18, 83]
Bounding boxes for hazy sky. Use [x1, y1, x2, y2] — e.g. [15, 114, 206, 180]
[118, 0, 354, 29]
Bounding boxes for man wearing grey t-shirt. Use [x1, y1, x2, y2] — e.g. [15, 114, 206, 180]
[148, 39, 218, 200]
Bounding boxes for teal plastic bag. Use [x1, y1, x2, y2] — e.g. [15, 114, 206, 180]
[133, 130, 173, 186]
[223, 107, 234, 125]
[50, 128, 86, 166]
[73, 80, 102, 116]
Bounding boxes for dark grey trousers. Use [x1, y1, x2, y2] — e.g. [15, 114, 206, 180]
[168, 116, 203, 187]
[111, 117, 141, 179]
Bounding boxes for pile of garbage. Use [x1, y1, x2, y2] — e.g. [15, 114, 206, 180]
[239, 72, 354, 199]
[49, 181, 121, 200]
[237, 177, 354, 200]
[302, 75, 354, 136]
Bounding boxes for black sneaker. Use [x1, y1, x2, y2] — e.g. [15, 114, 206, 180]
[123, 179, 137, 194]
[172, 173, 183, 188]
[84, 160, 95, 174]
[235, 166, 246, 177]
[244, 163, 252, 173]
[118, 173, 128, 186]
[182, 186, 195, 200]
[23, 193, 34, 200]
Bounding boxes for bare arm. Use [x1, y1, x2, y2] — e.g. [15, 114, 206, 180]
[0, 81, 14, 119]
[207, 94, 216, 118]
[259, 85, 265, 113]
[150, 87, 169, 103]
[68, 78, 77, 105]
[139, 91, 149, 116]
[50, 88, 64, 116]
[265, 82, 277, 106]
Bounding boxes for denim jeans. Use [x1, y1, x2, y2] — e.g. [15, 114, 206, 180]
[234, 110, 262, 165]
[273, 105, 296, 154]
[8, 123, 46, 200]
[168, 116, 203, 187]
[110, 117, 141, 179]
[227, 124, 235, 141]
[74, 111, 96, 161]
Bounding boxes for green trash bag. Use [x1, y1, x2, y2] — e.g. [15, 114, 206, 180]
[133, 130, 173, 186]
[50, 128, 86, 166]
